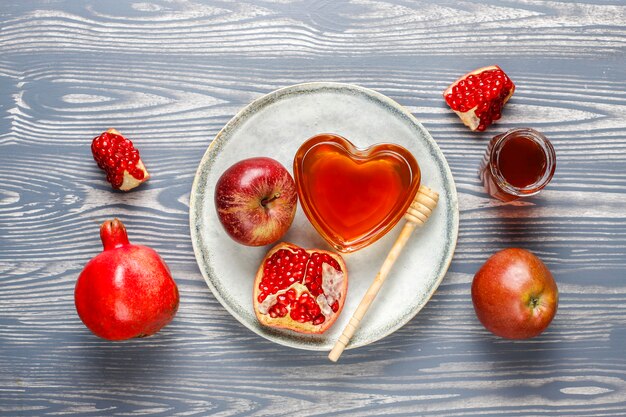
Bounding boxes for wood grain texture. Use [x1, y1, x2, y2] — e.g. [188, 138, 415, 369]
[1, 0, 625, 415]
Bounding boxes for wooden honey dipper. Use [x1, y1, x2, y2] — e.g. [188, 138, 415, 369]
[328, 184, 439, 362]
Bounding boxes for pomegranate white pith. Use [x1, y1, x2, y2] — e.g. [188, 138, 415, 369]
[443, 65, 515, 131]
[120, 159, 149, 191]
[253, 242, 348, 334]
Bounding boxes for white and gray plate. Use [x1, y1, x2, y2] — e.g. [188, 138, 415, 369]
[190, 82, 459, 351]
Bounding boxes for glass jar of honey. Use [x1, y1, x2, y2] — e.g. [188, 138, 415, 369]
[479, 128, 556, 202]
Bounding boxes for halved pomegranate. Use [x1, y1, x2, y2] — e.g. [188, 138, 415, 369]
[253, 242, 347, 334]
[444, 65, 515, 131]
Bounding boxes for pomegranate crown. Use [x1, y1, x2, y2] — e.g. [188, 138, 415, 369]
[100, 218, 130, 250]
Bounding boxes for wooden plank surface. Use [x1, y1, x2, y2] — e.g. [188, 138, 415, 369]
[1, 1, 625, 415]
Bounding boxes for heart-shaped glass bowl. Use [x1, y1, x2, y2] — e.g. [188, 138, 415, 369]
[294, 133, 421, 252]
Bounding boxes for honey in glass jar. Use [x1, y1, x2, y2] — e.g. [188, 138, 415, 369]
[479, 128, 556, 202]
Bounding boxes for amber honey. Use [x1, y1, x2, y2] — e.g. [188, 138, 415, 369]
[294, 134, 420, 252]
[480, 128, 556, 201]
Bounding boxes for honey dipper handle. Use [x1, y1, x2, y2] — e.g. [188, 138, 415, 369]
[328, 185, 439, 363]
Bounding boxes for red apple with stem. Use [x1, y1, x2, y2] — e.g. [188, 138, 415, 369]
[215, 157, 297, 246]
[471, 248, 558, 339]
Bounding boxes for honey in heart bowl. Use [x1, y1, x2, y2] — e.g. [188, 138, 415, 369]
[294, 133, 421, 252]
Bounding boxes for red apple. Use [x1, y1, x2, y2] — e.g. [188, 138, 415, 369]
[471, 248, 558, 339]
[214, 157, 297, 246]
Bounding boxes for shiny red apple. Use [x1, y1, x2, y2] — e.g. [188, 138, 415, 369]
[471, 248, 558, 339]
[215, 157, 297, 246]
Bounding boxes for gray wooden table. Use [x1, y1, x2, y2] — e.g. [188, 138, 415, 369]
[2, 1, 626, 416]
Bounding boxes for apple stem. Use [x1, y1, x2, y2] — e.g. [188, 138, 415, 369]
[530, 296, 540, 308]
[261, 193, 280, 207]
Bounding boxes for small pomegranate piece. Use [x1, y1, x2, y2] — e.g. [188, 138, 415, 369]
[253, 242, 348, 334]
[75, 218, 179, 340]
[91, 128, 150, 190]
[443, 65, 515, 131]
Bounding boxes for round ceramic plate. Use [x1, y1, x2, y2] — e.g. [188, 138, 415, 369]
[190, 82, 458, 351]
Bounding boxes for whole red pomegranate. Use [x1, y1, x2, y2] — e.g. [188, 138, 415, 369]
[254, 242, 347, 334]
[75, 219, 179, 340]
